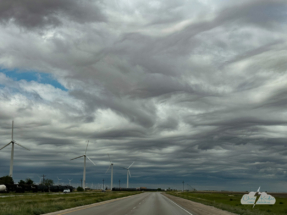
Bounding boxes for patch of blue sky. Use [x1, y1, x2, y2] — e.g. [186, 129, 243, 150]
[0, 67, 67, 91]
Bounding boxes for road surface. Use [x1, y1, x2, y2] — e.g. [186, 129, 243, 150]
[45, 192, 236, 215]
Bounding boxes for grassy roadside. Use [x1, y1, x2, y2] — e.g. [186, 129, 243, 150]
[167, 192, 287, 215]
[0, 191, 141, 215]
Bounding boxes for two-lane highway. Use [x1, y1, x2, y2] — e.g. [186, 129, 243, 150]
[47, 192, 193, 215]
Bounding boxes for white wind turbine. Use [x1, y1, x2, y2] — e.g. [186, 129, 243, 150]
[123, 162, 134, 188]
[105, 154, 114, 190]
[57, 177, 62, 185]
[0, 121, 30, 177]
[68, 179, 73, 186]
[37, 176, 42, 184]
[71, 141, 95, 191]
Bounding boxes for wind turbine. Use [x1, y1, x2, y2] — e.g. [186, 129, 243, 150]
[70, 141, 95, 191]
[105, 154, 114, 190]
[37, 176, 42, 184]
[57, 177, 62, 185]
[68, 179, 73, 186]
[0, 120, 30, 177]
[123, 162, 134, 188]
[187, 184, 195, 191]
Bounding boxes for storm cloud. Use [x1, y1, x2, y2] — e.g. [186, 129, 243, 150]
[0, 0, 287, 191]
[0, 0, 106, 29]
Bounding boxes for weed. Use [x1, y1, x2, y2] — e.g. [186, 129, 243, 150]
[32, 208, 44, 215]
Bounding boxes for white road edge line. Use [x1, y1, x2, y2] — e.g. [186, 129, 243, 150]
[162, 194, 193, 215]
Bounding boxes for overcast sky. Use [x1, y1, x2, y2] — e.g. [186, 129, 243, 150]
[0, 0, 287, 191]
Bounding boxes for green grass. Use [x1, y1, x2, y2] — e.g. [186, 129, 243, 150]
[0, 191, 140, 215]
[167, 192, 287, 215]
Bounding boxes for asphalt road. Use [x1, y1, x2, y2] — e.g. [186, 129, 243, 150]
[48, 192, 194, 215]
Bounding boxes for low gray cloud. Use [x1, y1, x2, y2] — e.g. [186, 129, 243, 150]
[0, 0, 106, 29]
[0, 0, 287, 191]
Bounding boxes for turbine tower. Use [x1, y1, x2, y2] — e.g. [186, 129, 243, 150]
[0, 120, 30, 177]
[37, 176, 42, 184]
[71, 141, 95, 191]
[57, 177, 62, 185]
[123, 162, 134, 188]
[68, 179, 73, 186]
[105, 154, 114, 190]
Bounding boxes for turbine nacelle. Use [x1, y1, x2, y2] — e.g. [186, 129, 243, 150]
[105, 154, 114, 173]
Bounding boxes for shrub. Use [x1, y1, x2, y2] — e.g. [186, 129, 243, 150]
[77, 187, 84, 192]
[0, 175, 14, 184]
[54, 205, 64, 210]
[32, 208, 45, 215]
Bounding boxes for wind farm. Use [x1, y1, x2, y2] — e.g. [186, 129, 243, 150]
[0, 118, 285, 215]
[0, 121, 166, 202]
[0, 121, 142, 193]
[1, 0, 287, 214]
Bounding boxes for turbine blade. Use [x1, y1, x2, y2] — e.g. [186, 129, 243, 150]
[86, 156, 96, 166]
[0, 142, 11, 150]
[107, 154, 112, 163]
[85, 140, 89, 154]
[15, 142, 30, 151]
[105, 165, 111, 174]
[128, 161, 134, 169]
[71, 155, 84, 160]
[12, 120, 14, 140]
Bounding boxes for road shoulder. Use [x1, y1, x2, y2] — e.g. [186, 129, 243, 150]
[162, 193, 238, 215]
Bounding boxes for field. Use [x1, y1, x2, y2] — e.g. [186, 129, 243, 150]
[167, 191, 287, 215]
[0, 191, 140, 215]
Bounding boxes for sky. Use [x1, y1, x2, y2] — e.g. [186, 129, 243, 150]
[0, 0, 287, 191]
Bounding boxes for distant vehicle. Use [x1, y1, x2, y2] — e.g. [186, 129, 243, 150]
[63, 189, 70, 193]
[0, 185, 7, 193]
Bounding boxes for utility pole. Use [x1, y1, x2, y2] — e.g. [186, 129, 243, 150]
[119, 180, 120, 189]
[182, 181, 184, 192]
[103, 179, 105, 190]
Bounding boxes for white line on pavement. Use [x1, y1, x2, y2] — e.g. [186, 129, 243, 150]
[162, 194, 193, 215]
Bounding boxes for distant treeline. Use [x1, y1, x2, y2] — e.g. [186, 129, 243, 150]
[0, 175, 74, 193]
[112, 187, 160, 191]
[2, 184, 74, 193]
